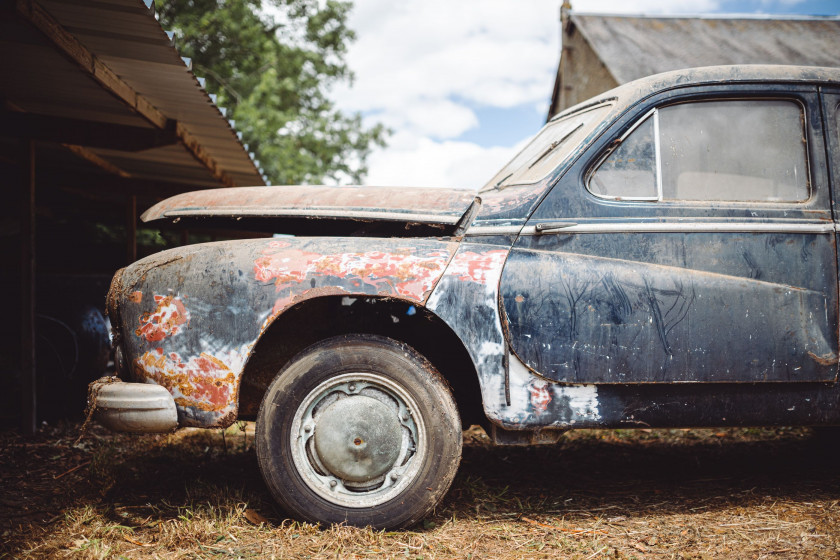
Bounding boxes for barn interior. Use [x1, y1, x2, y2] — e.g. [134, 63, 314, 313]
[0, 0, 265, 433]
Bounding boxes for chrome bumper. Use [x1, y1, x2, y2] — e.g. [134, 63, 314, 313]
[90, 380, 178, 433]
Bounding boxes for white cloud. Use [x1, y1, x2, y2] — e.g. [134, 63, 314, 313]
[338, 0, 728, 187]
[371, 99, 479, 140]
[335, 0, 559, 137]
[362, 131, 522, 189]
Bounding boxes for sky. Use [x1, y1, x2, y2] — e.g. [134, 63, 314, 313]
[331, 0, 840, 190]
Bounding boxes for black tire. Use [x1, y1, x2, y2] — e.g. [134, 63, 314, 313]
[255, 334, 462, 529]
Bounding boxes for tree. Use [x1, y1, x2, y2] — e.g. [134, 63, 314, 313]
[155, 0, 386, 185]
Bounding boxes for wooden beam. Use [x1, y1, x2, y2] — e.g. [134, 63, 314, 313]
[15, 0, 167, 128]
[15, 0, 239, 188]
[2, 111, 179, 151]
[20, 139, 36, 435]
[62, 145, 131, 178]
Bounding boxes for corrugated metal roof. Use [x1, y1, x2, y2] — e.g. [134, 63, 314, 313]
[1, 0, 265, 188]
[571, 13, 840, 85]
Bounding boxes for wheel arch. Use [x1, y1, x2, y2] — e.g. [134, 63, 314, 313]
[237, 295, 485, 427]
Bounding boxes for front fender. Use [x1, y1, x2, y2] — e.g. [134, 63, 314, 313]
[110, 237, 460, 427]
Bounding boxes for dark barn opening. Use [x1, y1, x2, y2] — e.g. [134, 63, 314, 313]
[0, 0, 265, 433]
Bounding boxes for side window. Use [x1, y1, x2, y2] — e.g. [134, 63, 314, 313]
[588, 99, 809, 203]
[589, 116, 657, 199]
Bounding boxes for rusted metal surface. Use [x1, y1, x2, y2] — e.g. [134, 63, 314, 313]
[140, 185, 476, 225]
[427, 243, 605, 430]
[501, 234, 838, 383]
[109, 237, 458, 427]
[135, 295, 190, 343]
[103, 66, 840, 435]
[427, 243, 514, 422]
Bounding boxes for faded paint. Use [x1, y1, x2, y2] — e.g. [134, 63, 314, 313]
[477, 183, 551, 219]
[505, 352, 601, 427]
[429, 243, 603, 429]
[255, 240, 453, 315]
[112, 237, 460, 428]
[528, 380, 552, 415]
[141, 185, 476, 225]
[135, 344, 249, 422]
[102, 65, 840, 437]
[502, 243, 837, 384]
[428, 244, 512, 422]
[135, 295, 190, 343]
[445, 249, 509, 284]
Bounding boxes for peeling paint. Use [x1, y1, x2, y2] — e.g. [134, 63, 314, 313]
[505, 353, 601, 427]
[445, 250, 509, 284]
[428, 244, 513, 423]
[255, 240, 454, 315]
[528, 380, 552, 415]
[135, 345, 248, 418]
[101, 66, 840, 438]
[113, 237, 459, 428]
[429, 243, 603, 429]
[135, 295, 190, 343]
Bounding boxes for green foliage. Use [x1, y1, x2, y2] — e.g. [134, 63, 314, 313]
[155, 0, 386, 185]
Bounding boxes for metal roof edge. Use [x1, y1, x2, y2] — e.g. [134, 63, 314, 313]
[30, 0, 266, 187]
[147, 4, 266, 185]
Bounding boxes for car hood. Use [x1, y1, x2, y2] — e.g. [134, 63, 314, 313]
[141, 185, 478, 228]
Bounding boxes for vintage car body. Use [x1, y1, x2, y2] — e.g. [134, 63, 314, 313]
[96, 65, 840, 527]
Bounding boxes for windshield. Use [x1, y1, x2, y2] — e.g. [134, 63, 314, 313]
[480, 102, 613, 192]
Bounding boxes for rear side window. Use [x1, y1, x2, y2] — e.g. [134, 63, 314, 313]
[588, 100, 809, 203]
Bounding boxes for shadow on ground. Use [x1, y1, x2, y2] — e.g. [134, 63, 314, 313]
[2, 424, 839, 557]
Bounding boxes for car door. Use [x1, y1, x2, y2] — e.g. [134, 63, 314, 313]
[500, 84, 839, 384]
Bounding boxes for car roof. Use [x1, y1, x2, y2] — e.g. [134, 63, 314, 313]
[552, 64, 840, 122]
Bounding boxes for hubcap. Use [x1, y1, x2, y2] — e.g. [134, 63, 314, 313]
[313, 396, 402, 482]
[289, 372, 426, 508]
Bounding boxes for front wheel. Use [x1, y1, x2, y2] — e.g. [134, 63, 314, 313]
[255, 334, 462, 529]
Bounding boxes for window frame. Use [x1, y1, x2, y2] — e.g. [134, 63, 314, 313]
[585, 97, 812, 204]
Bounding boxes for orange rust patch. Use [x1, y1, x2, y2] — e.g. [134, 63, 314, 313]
[129, 291, 143, 303]
[807, 351, 839, 367]
[136, 350, 236, 412]
[528, 380, 552, 416]
[254, 244, 452, 308]
[135, 295, 190, 342]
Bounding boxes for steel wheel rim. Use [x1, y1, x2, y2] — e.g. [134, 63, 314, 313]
[289, 372, 427, 508]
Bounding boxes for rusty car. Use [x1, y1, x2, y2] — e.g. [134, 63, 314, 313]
[92, 65, 840, 529]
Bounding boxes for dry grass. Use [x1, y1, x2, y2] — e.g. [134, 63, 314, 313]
[2, 422, 840, 559]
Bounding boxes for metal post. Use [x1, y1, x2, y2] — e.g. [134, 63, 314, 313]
[126, 194, 136, 264]
[20, 139, 36, 435]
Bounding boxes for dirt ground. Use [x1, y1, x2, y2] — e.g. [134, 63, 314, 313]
[2, 422, 839, 559]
